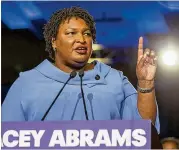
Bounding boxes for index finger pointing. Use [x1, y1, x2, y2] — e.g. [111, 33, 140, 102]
[138, 36, 144, 62]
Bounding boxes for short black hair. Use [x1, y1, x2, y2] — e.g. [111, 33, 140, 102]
[43, 6, 96, 60]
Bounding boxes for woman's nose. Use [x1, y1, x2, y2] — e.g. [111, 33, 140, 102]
[76, 34, 86, 43]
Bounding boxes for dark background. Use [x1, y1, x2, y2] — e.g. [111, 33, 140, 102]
[2, 1, 179, 139]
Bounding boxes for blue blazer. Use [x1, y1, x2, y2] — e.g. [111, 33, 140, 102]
[2, 59, 160, 133]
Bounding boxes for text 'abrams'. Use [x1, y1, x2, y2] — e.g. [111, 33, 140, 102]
[1, 129, 147, 148]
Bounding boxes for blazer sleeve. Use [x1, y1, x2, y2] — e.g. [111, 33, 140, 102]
[2, 76, 26, 121]
[119, 71, 160, 133]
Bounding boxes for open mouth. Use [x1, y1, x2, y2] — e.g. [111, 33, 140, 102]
[75, 47, 88, 54]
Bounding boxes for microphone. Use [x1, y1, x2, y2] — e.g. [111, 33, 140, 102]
[41, 71, 77, 121]
[79, 70, 89, 120]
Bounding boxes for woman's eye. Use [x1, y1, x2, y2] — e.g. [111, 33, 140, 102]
[84, 32, 92, 36]
[66, 32, 75, 35]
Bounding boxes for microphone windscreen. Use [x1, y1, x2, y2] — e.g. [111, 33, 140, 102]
[70, 71, 77, 78]
[79, 70, 84, 77]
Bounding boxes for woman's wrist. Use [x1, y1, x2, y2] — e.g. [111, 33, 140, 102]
[138, 80, 154, 89]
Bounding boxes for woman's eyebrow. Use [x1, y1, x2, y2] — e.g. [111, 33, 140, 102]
[65, 28, 90, 31]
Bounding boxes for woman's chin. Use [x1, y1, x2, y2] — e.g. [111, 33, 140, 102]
[70, 59, 87, 68]
[73, 56, 89, 63]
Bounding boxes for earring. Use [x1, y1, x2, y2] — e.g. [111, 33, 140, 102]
[53, 48, 57, 51]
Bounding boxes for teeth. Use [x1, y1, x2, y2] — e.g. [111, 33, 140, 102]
[77, 47, 86, 50]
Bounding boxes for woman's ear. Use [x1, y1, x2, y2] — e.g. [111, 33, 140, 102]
[51, 38, 57, 50]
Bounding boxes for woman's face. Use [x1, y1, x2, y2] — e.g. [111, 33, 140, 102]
[52, 17, 93, 68]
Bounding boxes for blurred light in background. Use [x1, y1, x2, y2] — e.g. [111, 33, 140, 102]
[17, 2, 42, 20]
[88, 44, 112, 64]
[158, 1, 179, 10]
[92, 44, 104, 51]
[88, 58, 112, 64]
[162, 50, 178, 66]
[2, 2, 32, 29]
